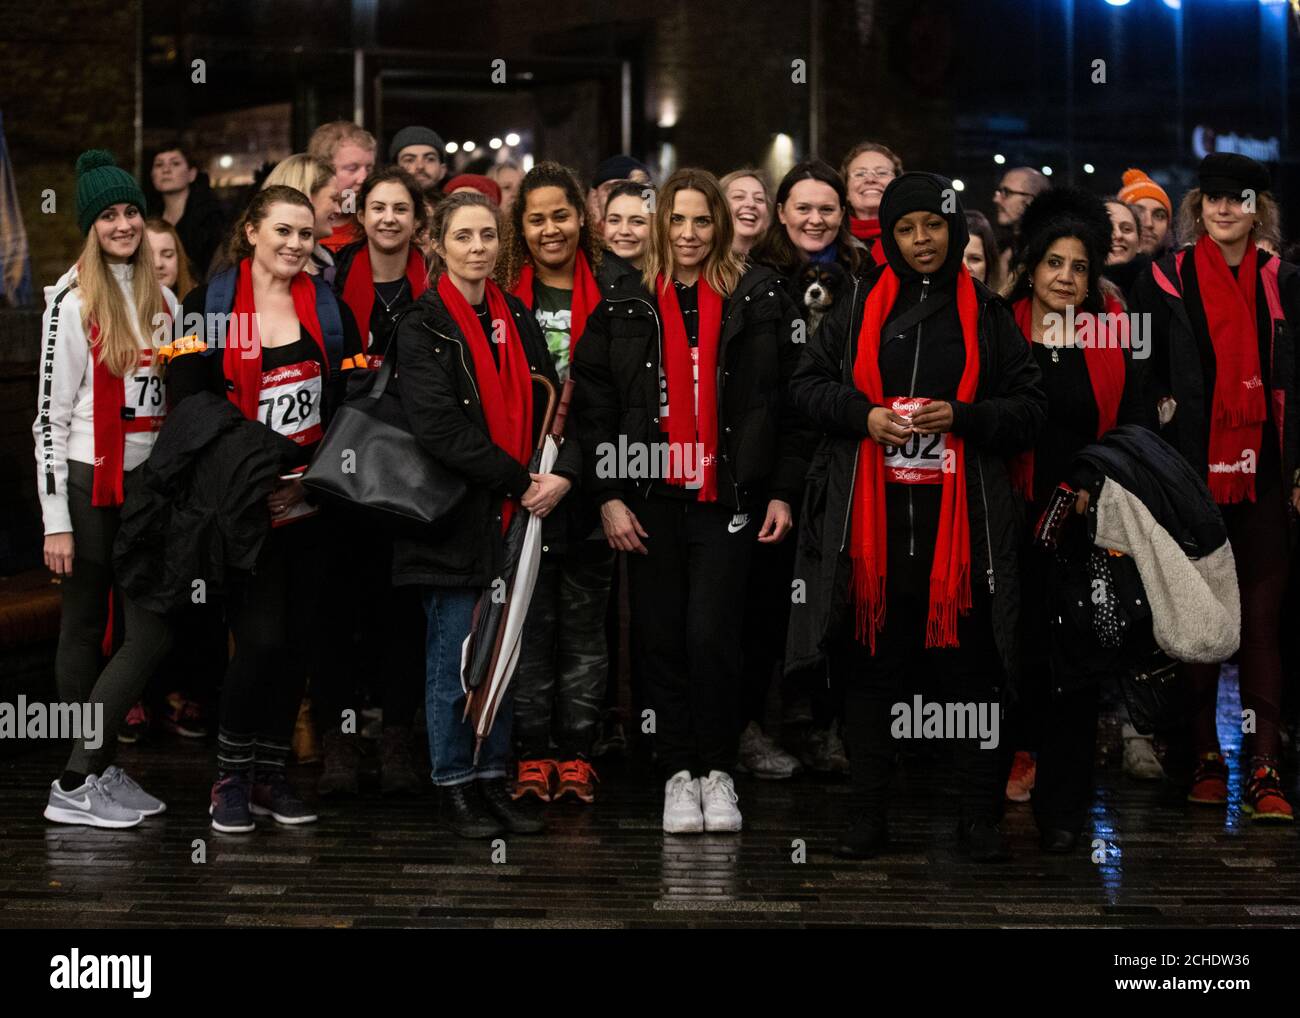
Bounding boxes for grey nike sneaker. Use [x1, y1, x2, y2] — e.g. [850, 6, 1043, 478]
[100, 765, 167, 816]
[43, 775, 143, 828]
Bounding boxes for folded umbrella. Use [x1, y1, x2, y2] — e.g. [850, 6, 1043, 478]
[462, 375, 561, 759]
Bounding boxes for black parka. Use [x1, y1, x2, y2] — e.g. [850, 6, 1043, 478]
[571, 261, 815, 513]
[389, 285, 581, 589]
[784, 266, 1047, 688]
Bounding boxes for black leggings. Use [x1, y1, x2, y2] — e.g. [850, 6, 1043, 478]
[1185, 483, 1290, 761]
[57, 461, 173, 776]
[218, 520, 325, 775]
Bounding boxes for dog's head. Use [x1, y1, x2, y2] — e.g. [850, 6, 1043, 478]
[799, 262, 847, 312]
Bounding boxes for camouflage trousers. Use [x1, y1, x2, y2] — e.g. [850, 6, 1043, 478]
[514, 541, 615, 759]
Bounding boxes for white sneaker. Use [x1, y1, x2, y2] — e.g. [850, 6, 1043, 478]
[662, 770, 703, 834]
[43, 775, 142, 828]
[700, 770, 743, 832]
[736, 721, 803, 780]
[1122, 724, 1165, 780]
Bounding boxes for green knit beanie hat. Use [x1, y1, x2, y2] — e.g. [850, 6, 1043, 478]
[76, 150, 147, 235]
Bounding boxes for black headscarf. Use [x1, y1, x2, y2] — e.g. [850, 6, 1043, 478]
[877, 172, 971, 288]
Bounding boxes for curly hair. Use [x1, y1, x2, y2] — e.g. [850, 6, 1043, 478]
[495, 161, 601, 290]
[1006, 185, 1111, 315]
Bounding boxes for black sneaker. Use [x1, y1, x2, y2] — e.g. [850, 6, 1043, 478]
[480, 778, 545, 834]
[958, 817, 1011, 862]
[440, 782, 504, 839]
[210, 776, 255, 833]
[833, 813, 890, 859]
[251, 772, 319, 825]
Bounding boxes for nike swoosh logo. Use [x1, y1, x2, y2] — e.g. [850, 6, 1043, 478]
[55, 792, 91, 809]
[727, 515, 750, 534]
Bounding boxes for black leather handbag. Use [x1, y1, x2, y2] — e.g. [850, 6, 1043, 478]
[302, 343, 467, 530]
[1120, 650, 1189, 735]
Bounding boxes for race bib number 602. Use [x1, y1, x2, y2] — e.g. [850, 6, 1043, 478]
[882, 396, 946, 485]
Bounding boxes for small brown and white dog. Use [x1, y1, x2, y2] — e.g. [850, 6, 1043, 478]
[797, 262, 848, 334]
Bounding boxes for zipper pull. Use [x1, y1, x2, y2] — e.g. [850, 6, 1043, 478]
[986, 568, 996, 595]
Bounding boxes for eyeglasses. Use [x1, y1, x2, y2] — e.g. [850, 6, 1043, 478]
[850, 168, 897, 182]
[994, 186, 1035, 201]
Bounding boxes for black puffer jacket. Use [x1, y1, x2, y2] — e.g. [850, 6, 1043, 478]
[572, 261, 814, 512]
[389, 285, 581, 589]
[112, 391, 302, 614]
[785, 173, 1047, 687]
[1130, 247, 1300, 498]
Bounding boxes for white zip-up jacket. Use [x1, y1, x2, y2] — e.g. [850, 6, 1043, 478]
[32, 263, 178, 534]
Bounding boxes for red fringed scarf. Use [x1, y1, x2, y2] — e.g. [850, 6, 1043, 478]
[340, 243, 428, 355]
[437, 273, 533, 531]
[225, 258, 327, 422]
[850, 266, 980, 651]
[511, 249, 601, 348]
[657, 274, 723, 501]
[89, 311, 170, 508]
[1193, 234, 1264, 503]
[1008, 296, 1127, 499]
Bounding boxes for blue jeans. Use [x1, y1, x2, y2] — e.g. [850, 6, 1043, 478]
[422, 587, 513, 786]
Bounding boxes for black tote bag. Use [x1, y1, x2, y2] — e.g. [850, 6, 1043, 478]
[302, 343, 467, 530]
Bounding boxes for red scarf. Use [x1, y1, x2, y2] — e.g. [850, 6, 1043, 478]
[1008, 297, 1127, 499]
[89, 304, 171, 507]
[320, 219, 363, 253]
[225, 258, 327, 422]
[850, 266, 980, 651]
[657, 274, 723, 502]
[511, 249, 601, 349]
[849, 217, 887, 266]
[437, 273, 533, 530]
[340, 243, 428, 355]
[1193, 234, 1264, 503]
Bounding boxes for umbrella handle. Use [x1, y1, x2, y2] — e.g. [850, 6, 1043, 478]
[550, 377, 574, 438]
[532, 373, 559, 450]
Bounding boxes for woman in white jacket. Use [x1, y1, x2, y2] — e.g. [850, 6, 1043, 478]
[33, 150, 178, 828]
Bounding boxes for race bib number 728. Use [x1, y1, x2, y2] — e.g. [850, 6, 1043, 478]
[258, 360, 323, 447]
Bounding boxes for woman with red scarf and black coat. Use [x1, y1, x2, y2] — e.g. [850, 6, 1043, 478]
[1002, 187, 1156, 853]
[572, 168, 811, 835]
[1130, 153, 1300, 822]
[311, 166, 431, 798]
[787, 172, 1046, 862]
[388, 190, 580, 839]
[168, 185, 366, 834]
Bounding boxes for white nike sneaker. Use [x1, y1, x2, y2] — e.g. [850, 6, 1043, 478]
[662, 770, 704, 834]
[43, 775, 143, 828]
[700, 770, 743, 832]
[1122, 724, 1166, 781]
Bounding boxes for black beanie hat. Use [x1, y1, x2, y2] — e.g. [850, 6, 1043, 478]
[593, 155, 650, 187]
[1198, 152, 1270, 198]
[877, 172, 970, 283]
[1017, 185, 1112, 275]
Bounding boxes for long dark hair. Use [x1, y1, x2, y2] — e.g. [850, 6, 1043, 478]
[496, 160, 601, 289]
[357, 166, 429, 235]
[1006, 186, 1111, 315]
[751, 159, 862, 277]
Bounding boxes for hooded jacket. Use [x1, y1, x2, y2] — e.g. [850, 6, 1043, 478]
[572, 260, 815, 513]
[388, 284, 581, 588]
[785, 172, 1046, 686]
[111, 391, 303, 614]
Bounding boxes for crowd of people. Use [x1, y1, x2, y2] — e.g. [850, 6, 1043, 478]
[31, 117, 1300, 863]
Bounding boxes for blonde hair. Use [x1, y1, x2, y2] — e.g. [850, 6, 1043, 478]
[718, 168, 774, 219]
[77, 227, 167, 378]
[642, 168, 744, 297]
[1176, 187, 1281, 248]
[307, 121, 376, 165]
[262, 153, 335, 200]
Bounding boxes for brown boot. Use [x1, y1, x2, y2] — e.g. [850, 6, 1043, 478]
[380, 726, 419, 795]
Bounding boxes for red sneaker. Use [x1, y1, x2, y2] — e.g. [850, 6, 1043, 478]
[1187, 752, 1229, 804]
[1005, 751, 1036, 803]
[554, 758, 599, 804]
[117, 702, 151, 745]
[161, 692, 208, 738]
[512, 759, 558, 802]
[1242, 763, 1294, 823]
